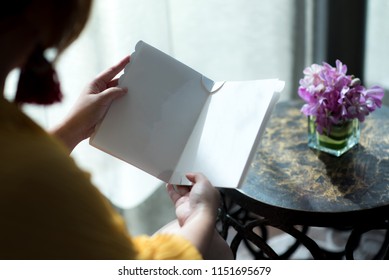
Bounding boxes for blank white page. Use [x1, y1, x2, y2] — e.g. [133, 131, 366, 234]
[172, 79, 283, 188]
[90, 41, 209, 182]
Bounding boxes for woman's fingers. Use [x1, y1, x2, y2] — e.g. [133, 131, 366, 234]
[95, 55, 130, 83]
[106, 78, 120, 88]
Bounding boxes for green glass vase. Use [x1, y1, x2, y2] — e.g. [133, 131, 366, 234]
[308, 116, 360, 157]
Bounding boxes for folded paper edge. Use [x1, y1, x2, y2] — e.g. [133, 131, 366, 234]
[274, 79, 286, 92]
[200, 75, 225, 94]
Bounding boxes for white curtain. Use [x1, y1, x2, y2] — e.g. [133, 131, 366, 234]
[5, 0, 298, 211]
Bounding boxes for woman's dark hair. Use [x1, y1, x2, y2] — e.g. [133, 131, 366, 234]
[1, 0, 93, 54]
[4, 0, 93, 105]
[47, 0, 93, 53]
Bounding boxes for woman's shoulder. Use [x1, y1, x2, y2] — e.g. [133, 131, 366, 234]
[0, 98, 136, 259]
[0, 97, 87, 191]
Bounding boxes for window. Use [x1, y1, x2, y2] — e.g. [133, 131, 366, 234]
[365, 0, 389, 105]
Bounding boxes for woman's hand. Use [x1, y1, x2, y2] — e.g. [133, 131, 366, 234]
[50, 56, 130, 152]
[167, 173, 220, 227]
[161, 173, 233, 259]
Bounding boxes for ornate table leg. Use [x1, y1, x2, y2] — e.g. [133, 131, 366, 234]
[217, 193, 326, 259]
[217, 192, 389, 259]
[345, 221, 389, 260]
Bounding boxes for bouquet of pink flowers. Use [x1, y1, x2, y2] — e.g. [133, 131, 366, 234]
[298, 60, 384, 134]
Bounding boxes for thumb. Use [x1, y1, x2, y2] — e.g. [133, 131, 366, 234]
[98, 87, 128, 105]
[166, 184, 180, 204]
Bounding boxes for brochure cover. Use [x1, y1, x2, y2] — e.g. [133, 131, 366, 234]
[90, 41, 284, 188]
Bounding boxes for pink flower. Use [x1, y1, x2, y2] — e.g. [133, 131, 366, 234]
[298, 60, 385, 133]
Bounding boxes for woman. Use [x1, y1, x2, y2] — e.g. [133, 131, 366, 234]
[0, 0, 232, 259]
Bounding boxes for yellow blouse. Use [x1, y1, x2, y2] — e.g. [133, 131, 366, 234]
[0, 97, 201, 260]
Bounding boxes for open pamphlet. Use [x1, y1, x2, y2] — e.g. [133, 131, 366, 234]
[90, 41, 284, 188]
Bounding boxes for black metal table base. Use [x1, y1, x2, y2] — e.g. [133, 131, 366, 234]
[217, 194, 389, 260]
